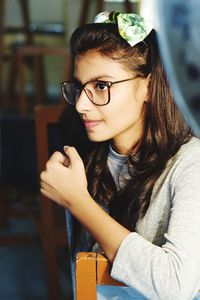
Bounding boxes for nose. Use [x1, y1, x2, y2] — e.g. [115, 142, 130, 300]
[75, 89, 93, 113]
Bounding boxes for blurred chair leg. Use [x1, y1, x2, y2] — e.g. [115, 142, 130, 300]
[0, 188, 10, 227]
[40, 196, 64, 300]
[79, 0, 90, 26]
[124, 0, 132, 12]
[124, 0, 140, 13]
[17, 48, 27, 116]
[35, 105, 68, 300]
[34, 54, 46, 105]
[79, 0, 104, 26]
[96, 0, 104, 15]
[16, 48, 46, 115]
[19, 0, 33, 44]
[4, 51, 18, 109]
[41, 224, 61, 300]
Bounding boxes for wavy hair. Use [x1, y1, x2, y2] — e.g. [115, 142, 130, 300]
[70, 23, 191, 237]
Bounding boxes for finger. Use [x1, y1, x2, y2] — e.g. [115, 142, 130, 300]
[40, 170, 46, 182]
[40, 187, 52, 199]
[40, 180, 53, 197]
[63, 146, 82, 165]
[49, 151, 66, 164]
[40, 172, 47, 188]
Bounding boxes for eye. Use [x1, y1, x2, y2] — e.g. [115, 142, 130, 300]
[95, 81, 109, 91]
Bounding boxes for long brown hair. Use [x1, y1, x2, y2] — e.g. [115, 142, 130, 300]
[70, 23, 191, 235]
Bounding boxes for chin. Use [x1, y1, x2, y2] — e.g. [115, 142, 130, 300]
[87, 133, 108, 142]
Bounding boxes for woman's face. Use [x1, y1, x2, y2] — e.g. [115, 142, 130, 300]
[74, 51, 149, 154]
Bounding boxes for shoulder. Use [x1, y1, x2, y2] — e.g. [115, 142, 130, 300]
[176, 136, 200, 158]
[169, 137, 200, 171]
[167, 137, 200, 189]
[154, 137, 200, 193]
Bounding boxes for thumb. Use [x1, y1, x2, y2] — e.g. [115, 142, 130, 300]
[63, 146, 83, 167]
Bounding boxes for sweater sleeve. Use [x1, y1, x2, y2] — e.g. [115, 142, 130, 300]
[111, 146, 200, 300]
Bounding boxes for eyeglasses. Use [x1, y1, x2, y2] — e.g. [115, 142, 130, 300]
[61, 77, 136, 106]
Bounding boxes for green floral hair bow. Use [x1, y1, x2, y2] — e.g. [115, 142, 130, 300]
[94, 11, 153, 47]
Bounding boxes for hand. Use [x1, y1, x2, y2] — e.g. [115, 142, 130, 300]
[40, 146, 89, 208]
[41, 148, 130, 263]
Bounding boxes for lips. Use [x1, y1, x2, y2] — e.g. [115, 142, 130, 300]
[83, 119, 101, 129]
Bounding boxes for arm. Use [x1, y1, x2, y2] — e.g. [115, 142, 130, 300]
[41, 144, 200, 300]
[111, 146, 200, 300]
[40, 146, 130, 262]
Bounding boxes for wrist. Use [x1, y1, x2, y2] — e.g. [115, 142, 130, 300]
[66, 189, 92, 209]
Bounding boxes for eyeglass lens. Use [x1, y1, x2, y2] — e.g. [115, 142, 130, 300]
[62, 81, 109, 106]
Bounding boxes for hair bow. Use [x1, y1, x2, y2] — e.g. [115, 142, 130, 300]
[94, 11, 153, 47]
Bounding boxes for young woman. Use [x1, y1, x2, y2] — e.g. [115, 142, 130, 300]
[40, 11, 200, 300]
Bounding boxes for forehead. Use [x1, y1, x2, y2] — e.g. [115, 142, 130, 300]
[74, 51, 131, 81]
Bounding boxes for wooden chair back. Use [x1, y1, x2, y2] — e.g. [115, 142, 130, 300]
[0, 0, 33, 108]
[6, 46, 71, 115]
[34, 104, 67, 300]
[76, 252, 125, 300]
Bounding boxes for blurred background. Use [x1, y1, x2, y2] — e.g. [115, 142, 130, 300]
[0, 1, 154, 300]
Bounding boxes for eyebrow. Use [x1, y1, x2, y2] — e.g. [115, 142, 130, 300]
[73, 75, 114, 84]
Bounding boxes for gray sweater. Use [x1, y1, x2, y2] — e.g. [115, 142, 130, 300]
[109, 137, 200, 300]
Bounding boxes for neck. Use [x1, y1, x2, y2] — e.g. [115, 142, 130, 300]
[111, 139, 140, 155]
[112, 120, 143, 155]
[111, 143, 130, 155]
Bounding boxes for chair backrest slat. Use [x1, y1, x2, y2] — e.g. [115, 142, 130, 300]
[76, 252, 125, 300]
[76, 252, 97, 300]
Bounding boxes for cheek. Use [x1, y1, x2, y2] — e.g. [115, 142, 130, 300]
[107, 95, 144, 130]
[103, 101, 135, 128]
[107, 91, 142, 121]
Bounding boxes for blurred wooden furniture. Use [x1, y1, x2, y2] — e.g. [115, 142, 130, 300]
[7, 45, 71, 115]
[0, 0, 69, 115]
[79, 0, 140, 26]
[0, 103, 68, 299]
[34, 104, 67, 300]
[0, 0, 35, 237]
[76, 252, 125, 300]
[0, 0, 33, 100]
[1, 0, 33, 42]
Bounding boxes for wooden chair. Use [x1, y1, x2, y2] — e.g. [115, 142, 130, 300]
[6, 45, 71, 115]
[1, 0, 70, 114]
[34, 104, 68, 300]
[0, 103, 72, 299]
[0, 0, 33, 105]
[76, 252, 125, 300]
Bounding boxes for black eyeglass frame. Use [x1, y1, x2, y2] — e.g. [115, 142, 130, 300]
[61, 77, 137, 106]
